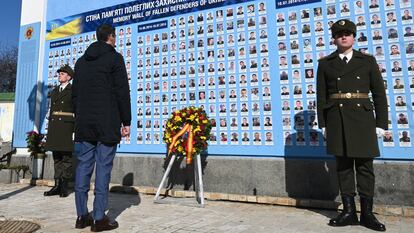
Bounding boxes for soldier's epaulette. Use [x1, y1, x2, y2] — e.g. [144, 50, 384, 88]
[361, 52, 374, 57]
[317, 56, 327, 62]
[319, 52, 336, 61]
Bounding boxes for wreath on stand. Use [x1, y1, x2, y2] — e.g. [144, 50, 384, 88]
[163, 106, 212, 164]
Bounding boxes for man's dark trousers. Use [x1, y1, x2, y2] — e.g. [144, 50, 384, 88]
[336, 156, 375, 197]
[75, 141, 117, 220]
[53, 151, 73, 180]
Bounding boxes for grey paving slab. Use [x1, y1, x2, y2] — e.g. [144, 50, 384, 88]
[0, 184, 413, 233]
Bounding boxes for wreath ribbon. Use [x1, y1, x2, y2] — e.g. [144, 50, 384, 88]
[167, 124, 194, 164]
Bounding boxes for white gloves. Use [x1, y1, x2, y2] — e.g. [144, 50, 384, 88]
[321, 127, 326, 138]
[376, 128, 385, 138]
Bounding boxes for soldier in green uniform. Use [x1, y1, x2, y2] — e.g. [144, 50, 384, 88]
[44, 64, 75, 198]
[317, 19, 387, 231]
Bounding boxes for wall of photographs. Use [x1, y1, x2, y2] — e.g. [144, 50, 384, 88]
[42, 0, 414, 159]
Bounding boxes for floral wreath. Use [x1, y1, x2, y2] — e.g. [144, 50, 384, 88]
[163, 106, 212, 164]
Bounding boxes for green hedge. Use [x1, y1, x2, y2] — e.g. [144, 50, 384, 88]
[0, 164, 29, 172]
[0, 93, 15, 101]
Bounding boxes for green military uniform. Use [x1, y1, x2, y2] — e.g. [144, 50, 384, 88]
[45, 83, 75, 178]
[317, 19, 387, 231]
[44, 64, 75, 197]
[317, 50, 388, 158]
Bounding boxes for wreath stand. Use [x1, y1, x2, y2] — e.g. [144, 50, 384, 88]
[154, 153, 205, 207]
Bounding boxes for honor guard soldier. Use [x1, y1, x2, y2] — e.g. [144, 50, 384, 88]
[44, 64, 75, 198]
[317, 19, 387, 231]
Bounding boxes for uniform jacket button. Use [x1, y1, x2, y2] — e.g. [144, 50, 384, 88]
[337, 77, 341, 80]
[357, 76, 360, 79]
[357, 104, 361, 107]
[339, 104, 343, 107]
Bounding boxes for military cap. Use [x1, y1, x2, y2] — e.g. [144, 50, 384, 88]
[331, 19, 356, 38]
[57, 64, 74, 78]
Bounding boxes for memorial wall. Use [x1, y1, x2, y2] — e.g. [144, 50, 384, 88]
[42, 0, 414, 159]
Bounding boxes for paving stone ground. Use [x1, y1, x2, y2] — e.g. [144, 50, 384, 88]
[0, 184, 413, 233]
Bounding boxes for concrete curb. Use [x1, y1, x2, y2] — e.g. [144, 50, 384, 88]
[21, 179, 414, 218]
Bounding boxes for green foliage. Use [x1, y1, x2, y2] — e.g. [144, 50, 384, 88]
[0, 164, 29, 172]
[25, 131, 45, 155]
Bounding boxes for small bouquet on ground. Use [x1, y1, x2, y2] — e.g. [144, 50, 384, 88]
[163, 106, 212, 164]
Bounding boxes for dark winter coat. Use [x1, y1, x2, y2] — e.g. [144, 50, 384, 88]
[45, 84, 74, 152]
[316, 50, 388, 157]
[72, 41, 131, 144]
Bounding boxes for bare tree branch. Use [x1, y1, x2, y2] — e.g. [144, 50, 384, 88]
[0, 43, 18, 92]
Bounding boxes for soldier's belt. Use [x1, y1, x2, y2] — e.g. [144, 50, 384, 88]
[329, 93, 369, 99]
[52, 111, 74, 117]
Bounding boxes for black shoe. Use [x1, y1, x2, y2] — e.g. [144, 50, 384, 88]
[91, 215, 119, 232]
[329, 195, 359, 226]
[360, 197, 386, 231]
[44, 179, 60, 196]
[59, 179, 69, 198]
[75, 213, 93, 229]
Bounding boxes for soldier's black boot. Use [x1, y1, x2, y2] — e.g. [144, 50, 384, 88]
[44, 179, 60, 196]
[360, 197, 386, 231]
[59, 179, 69, 198]
[329, 195, 359, 226]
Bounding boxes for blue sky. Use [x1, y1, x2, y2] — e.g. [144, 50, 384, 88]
[1, 0, 22, 47]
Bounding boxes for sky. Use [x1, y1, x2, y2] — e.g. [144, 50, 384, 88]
[1, 0, 22, 47]
[0, 0, 125, 47]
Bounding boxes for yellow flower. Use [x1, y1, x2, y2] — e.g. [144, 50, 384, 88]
[202, 120, 208, 124]
[188, 114, 196, 121]
[200, 136, 206, 140]
[177, 146, 184, 152]
[174, 116, 182, 122]
[193, 127, 201, 133]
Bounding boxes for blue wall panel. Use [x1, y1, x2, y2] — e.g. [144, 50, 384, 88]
[13, 22, 42, 147]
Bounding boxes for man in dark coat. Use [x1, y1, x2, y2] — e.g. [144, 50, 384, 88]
[317, 19, 387, 232]
[44, 64, 75, 198]
[72, 24, 131, 232]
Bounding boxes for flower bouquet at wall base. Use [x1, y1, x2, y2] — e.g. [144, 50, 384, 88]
[163, 106, 212, 164]
[26, 131, 46, 158]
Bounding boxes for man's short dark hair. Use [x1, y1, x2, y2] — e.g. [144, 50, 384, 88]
[96, 24, 115, 42]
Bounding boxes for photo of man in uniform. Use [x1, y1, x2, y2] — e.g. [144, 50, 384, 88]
[399, 131, 411, 142]
[383, 131, 393, 142]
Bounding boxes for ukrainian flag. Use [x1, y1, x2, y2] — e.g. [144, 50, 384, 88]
[46, 17, 82, 40]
